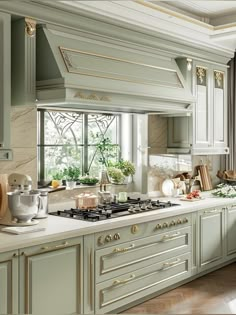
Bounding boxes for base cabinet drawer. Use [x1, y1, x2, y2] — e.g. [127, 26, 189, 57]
[96, 226, 191, 282]
[95, 252, 191, 313]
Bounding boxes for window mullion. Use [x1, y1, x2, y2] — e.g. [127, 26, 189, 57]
[39, 110, 45, 183]
[83, 114, 88, 174]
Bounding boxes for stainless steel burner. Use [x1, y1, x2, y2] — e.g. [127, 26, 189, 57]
[49, 198, 180, 222]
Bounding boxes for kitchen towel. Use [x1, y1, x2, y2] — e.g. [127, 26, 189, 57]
[1, 226, 46, 235]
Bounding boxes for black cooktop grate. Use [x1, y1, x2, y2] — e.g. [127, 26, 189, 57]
[49, 198, 180, 222]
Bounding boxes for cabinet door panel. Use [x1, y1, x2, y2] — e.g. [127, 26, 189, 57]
[0, 12, 10, 150]
[213, 69, 227, 148]
[226, 207, 236, 257]
[0, 262, 10, 314]
[25, 246, 81, 315]
[196, 84, 209, 143]
[0, 252, 18, 315]
[214, 88, 224, 142]
[199, 210, 223, 270]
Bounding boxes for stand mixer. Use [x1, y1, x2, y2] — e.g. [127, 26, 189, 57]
[6, 173, 48, 225]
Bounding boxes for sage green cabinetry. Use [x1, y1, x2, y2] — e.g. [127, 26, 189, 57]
[94, 215, 192, 313]
[169, 58, 228, 155]
[0, 250, 18, 314]
[192, 61, 228, 154]
[19, 237, 83, 315]
[0, 12, 12, 160]
[198, 207, 224, 272]
[225, 204, 236, 260]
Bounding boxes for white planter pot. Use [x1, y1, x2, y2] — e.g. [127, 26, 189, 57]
[66, 180, 77, 190]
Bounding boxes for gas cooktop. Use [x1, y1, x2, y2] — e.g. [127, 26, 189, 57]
[49, 198, 180, 222]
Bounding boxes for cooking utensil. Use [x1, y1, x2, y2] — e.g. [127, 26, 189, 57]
[7, 191, 40, 223]
[75, 192, 98, 209]
[33, 190, 48, 219]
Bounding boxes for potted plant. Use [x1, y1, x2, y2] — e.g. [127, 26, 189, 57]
[51, 170, 64, 188]
[116, 159, 135, 177]
[107, 167, 125, 184]
[108, 159, 136, 183]
[79, 175, 99, 186]
[63, 166, 80, 189]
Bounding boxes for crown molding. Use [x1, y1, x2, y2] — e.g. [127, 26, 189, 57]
[0, 0, 233, 63]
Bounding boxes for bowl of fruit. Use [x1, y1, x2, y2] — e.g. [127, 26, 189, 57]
[181, 190, 203, 201]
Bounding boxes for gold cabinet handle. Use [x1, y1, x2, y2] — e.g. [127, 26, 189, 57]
[113, 243, 135, 253]
[162, 231, 181, 241]
[41, 242, 69, 251]
[113, 274, 135, 286]
[163, 258, 181, 268]
[204, 209, 220, 214]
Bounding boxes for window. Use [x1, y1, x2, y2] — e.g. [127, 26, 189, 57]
[37, 110, 120, 182]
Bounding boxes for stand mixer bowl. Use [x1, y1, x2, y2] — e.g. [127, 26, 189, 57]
[7, 191, 40, 223]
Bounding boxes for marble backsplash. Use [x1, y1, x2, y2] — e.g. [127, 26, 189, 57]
[0, 105, 37, 187]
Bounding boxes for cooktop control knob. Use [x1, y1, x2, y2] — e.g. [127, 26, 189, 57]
[170, 220, 176, 226]
[97, 236, 104, 246]
[177, 219, 182, 224]
[156, 224, 162, 229]
[162, 222, 168, 228]
[113, 233, 120, 240]
[183, 217, 188, 223]
[105, 234, 112, 242]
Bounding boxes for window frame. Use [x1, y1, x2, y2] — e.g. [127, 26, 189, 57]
[37, 109, 121, 183]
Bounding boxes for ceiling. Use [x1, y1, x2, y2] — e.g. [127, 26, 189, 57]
[58, 0, 236, 56]
[155, 1, 236, 21]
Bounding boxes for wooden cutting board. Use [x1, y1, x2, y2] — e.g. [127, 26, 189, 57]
[196, 165, 213, 191]
[0, 174, 8, 219]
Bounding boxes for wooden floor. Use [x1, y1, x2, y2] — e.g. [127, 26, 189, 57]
[122, 263, 236, 314]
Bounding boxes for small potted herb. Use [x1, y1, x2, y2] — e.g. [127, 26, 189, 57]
[63, 166, 80, 189]
[107, 167, 125, 184]
[79, 175, 99, 186]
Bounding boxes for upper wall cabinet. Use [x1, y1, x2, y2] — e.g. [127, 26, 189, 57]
[0, 12, 12, 160]
[192, 61, 228, 155]
[170, 58, 229, 155]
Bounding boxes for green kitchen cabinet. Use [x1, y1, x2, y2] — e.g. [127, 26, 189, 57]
[225, 204, 236, 260]
[19, 237, 83, 315]
[198, 207, 224, 272]
[0, 12, 12, 160]
[192, 61, 228, 154]
[172, 58, 228, 155]
[0, 250, 19, 314]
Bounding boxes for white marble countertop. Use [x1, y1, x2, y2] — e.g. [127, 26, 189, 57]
[0, 194, 235, 254]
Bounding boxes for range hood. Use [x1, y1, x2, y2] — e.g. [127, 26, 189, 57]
[36, 25, 195, 114]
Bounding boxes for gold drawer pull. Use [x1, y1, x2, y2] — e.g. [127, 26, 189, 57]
[55, 242, 69, 249]
[204, 209, 220, 214]
[113, 243, 135, 253]
[113, 274, 135, 286]
[163, 258, 181, 268]
[41, 242, 69, 251]
[162, 231, 181, 241]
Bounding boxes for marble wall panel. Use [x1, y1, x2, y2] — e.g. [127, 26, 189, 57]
[11, 105, 37, 148]
[0, 105, 37, 187]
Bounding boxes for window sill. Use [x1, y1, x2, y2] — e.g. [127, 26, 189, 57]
[47, 183, 127, 193]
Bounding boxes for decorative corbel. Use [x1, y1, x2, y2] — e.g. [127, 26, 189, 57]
[25, 18, 36, 37]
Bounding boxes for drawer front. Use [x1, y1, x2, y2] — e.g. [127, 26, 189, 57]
[95, 252, 191, 313]
[95, 214, 192, 249]
[96, 226, 191, 282]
